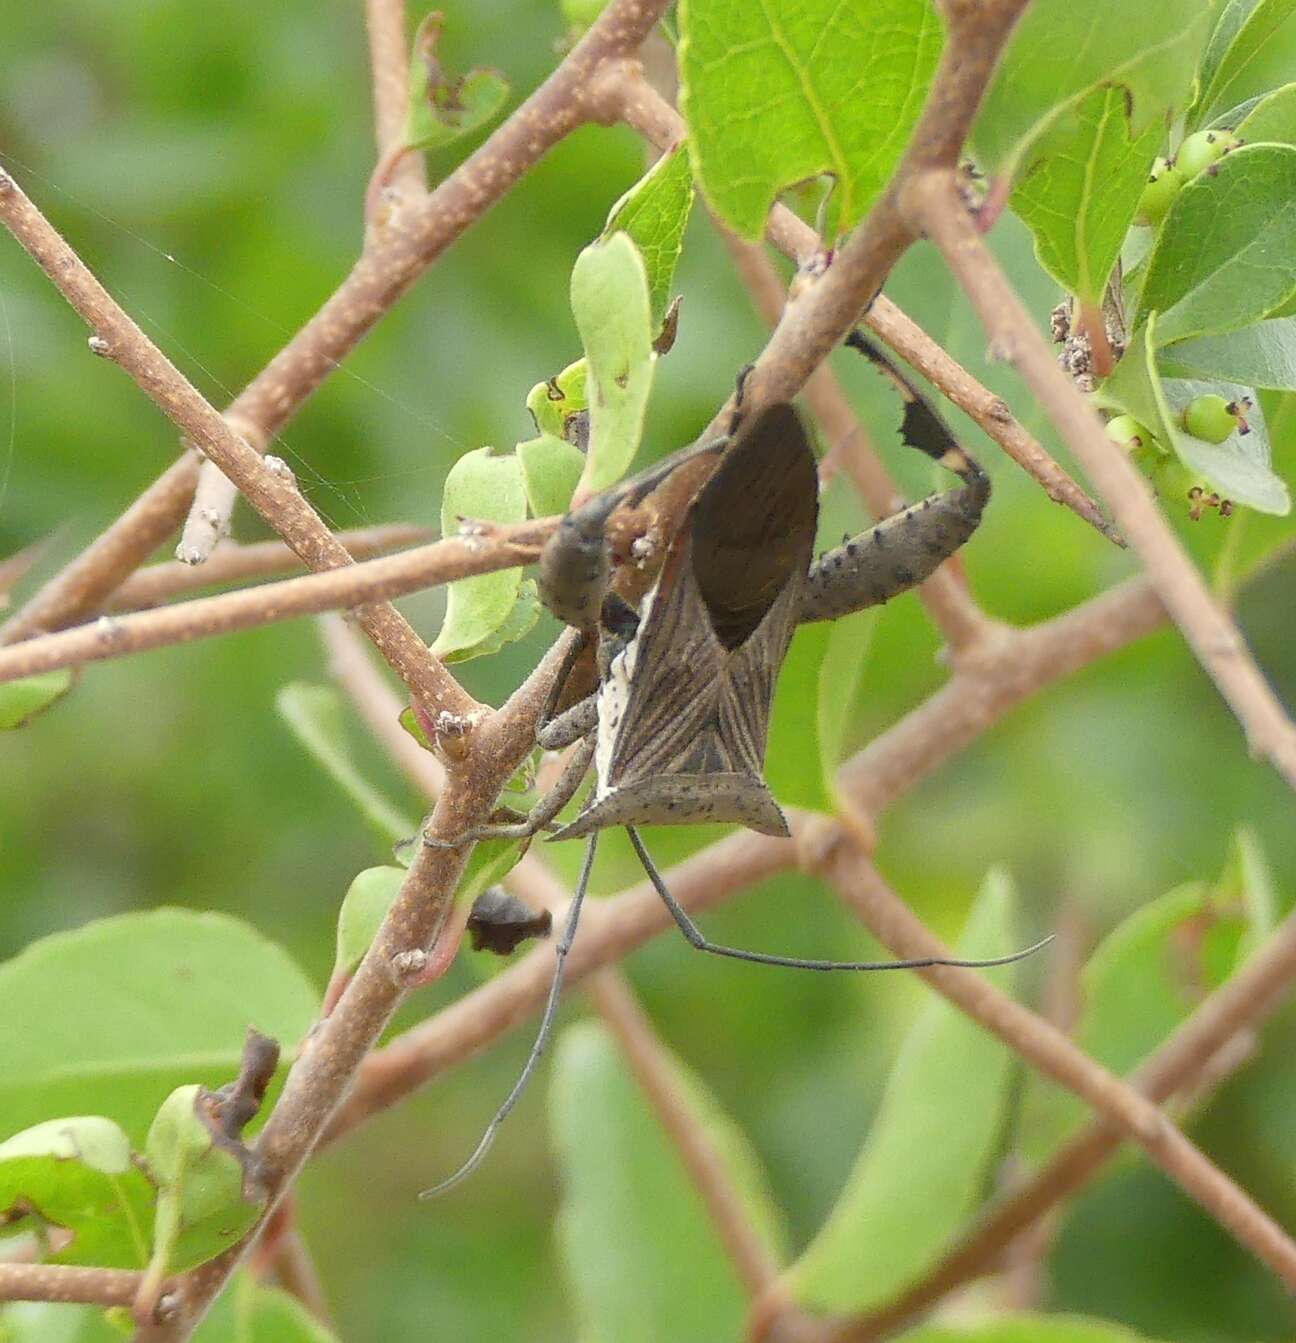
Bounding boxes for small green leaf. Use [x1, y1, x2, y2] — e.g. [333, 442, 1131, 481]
[431, 447, 528, 661]
[335, 866, 406, 979]
[0, 1116, 153, 1268]
[1233, 80, 1296, 144]
[195, 1273, 340, 1342]
[0, 669, 73, 729]
[789, 869, 1022, 1315]
[455, 835, 526, 909]
[1217, 824, 1281, 947]
[1140, 144, 1296, 346]
[526, 360, 588, 440]
[403, 13, 508, 153]
[1193, 0, 1296, 127]
[678, 0, 942, 239]
[397, 703, 433, 751]
[439, 579, 541, 665]
[975, 0, 1213, 175]
[0, 910, 319, 1144]
[899, 1314, 1175, 1343]
[570, 234, 655, 495]
[144, 1085, 259, 1279]
[517, 433, 585, 518]
[603, 145, 694, 326]
[276, 683, 415, 845]
[1010, 85, 1164, 303]
[1158, 318, 1296, 390]
[766, 608, 874, 814]
[550, 1022, 786, 1343]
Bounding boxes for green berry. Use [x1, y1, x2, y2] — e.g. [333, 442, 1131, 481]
[1105, 414, 1154, 451]
[1174, 129, 1241, 179]
[1136, 157, 1185, 227]
[1181, 393, 1242, 443]
[1152, 458, 1232, 521]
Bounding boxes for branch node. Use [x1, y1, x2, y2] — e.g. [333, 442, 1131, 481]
[87, 335, 112, 358]
[263, 455, 296, 484]
[390, 948, 429, 983]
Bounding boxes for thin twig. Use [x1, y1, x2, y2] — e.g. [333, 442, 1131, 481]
[0, 170, 479, 730]
[110, 523, 433, 611]
[0, 1262, 148, 1308]
[1, 0, 673, 647]
[0, 521, 548, 685]
[902, 168, 1296, 793]
[816, 846, 1296, 1303]
[847, 895, 1296, 1338]
[604, 67, 1118, 544]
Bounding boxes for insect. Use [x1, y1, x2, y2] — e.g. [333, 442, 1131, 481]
[423, 334, 1046, 1195]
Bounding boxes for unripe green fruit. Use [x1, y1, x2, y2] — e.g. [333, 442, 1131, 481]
[1174, 128, 1242, 179]
[1152, 458, 1233, 521]
[1105, 414, 1158, 452]
[1136, 157, 1186, 226]
[1181, 393, 1241, 443]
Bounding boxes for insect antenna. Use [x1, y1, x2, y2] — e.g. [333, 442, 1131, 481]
[625, 827, 1050, 972]
[419, 831, 600, 1198]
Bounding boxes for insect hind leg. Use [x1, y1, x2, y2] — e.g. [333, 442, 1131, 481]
[625, 827, 1049, 973]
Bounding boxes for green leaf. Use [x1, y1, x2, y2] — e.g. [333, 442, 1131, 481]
[0, 910, 319, 1144]
[0, 670, 72, 729]
[570, 233, 655, 495]
[517, 433, 585, 517]
[975, 0, 1213, 175]
[603, 145, 694, 326]
[766, 608, 874, 814]
[440, 578, 541, 664]
[403, 13, 508, 153]
[275, 683, 415, 845]
[0, 1301, 125, 1342]
[0, 1116, 153, 1268]
[1010, 85, 1164, 303]
[550, 1022, 786, 1343]
[1192, 0, 1296, 128]
[898, 1313, 1175, 1343]
[1019, 845, 1272, 1163]
[1158, 318, 1296, 389]
[678, 0, 942, 239]
[397, 703, 433, 751]
[143, 1085, 260, 1279]
[334, 866, 406, 978]
[1217, 823, 1281, 947]
[455, 835, 526, 909]
[1140, 144, 1296, 346]
[788, 869, 1022, 1315]
[193, 1273, 340, 1342]
[1233, 79, 1296, 143]
[430, 447, 528, 661]
[1100, 317, 1291, 513]
[526, 360, 588, 441]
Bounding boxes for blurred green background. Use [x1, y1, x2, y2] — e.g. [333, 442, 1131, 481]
[2, 2, 1294, 1339]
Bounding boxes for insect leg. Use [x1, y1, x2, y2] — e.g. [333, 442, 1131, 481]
[420, 832, 600, 1197]
[423, 730, 596, 848]
[625, 827, 1050, 973]
[798, 332, 990, 624]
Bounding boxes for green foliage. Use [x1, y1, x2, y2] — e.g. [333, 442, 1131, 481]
[549, 1022, 786, 1343]
[517, 433, 585, 517]
[0, 669, 73, 729]
[402, 12, 509, 155]
[570, 232, 655, 495]
[975, 0, 1214, 174]
[789, 870, 1023, 1314]
[275, 683, 415, 845]
[1011, 86, 1163, 302]
[430, 446, 530, 662]
[0, 911, 318, 1143]
[899, 1316, 1172, 1343]
[678, 0, 942, 239]
[1191, 0, 1296, 127]
[1233, 80, 1296, 143]
[334, 865, 406, 979]
[602, 144, 694, 328]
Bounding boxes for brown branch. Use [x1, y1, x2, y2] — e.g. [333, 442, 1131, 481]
[109, 523, 433, 610]
[902, 168, 1296, 793]
[1, 0, 672, 648]
[847, 893, 1296, 1338]
[365, 0, 424, 193]
[716, 223, 996, 653]
[606, 68, 1117, 545]
[815, 847, 1296, 1321]
[0, 170, 479, 730]
[0, 1262, 148, 1308]
[0, 521, 549, 685]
